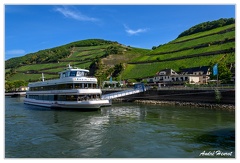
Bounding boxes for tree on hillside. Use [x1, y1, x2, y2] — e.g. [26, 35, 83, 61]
[112, 63, 124, 78]
[210, 62, 232, 84]
[218, 63, 232, 84]
[5, 80, 28, 92]
[152, 46, 157, 50]
[177, 18, 235, 38]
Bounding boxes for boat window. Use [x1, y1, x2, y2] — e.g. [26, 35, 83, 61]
[51, 85, 57, 90]
[66, 95, 77, 101]
[33, 87, 39, 91]
[43, 95, 49, 100]
[84, 72, 88, 76]
[66, 84, 73, 89]
[29, 95, 39, 100]
[77, 71, 84, 77]
[58, 84, 66, 90]
[77, 95, 85, 101]
[62, 72, 66, 78]
[74, 83, 83, 89]
[66, 71, 70, 77]
[89, 83, 93, 88]
[57, 95, 66, 101]
[70, 71, 77, 77]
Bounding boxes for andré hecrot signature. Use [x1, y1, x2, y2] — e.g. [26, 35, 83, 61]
[199, 150, 233, 157]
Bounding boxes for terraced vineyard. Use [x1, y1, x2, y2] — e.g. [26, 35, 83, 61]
[5, 18, 235, 85]
[6, 40, 150, 82]
[121, 24, 235, 80]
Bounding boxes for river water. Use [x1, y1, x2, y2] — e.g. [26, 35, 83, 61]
[5, 97, 235, 158]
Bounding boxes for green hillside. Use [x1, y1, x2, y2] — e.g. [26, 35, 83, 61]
[121, 23, 235, 80]
[5, 39, 150, 84]
[5, 18, 235, 88]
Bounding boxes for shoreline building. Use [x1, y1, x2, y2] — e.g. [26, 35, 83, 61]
[145, 66, 210, 87]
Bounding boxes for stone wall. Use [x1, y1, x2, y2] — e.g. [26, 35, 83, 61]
[103, 89, 235, 109]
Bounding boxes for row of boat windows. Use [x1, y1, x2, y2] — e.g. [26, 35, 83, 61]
[27, 94, 101, 101]
[60, 71, 88, 78]
[29, 83, 98, 91]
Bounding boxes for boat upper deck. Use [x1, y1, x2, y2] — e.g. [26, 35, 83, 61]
[28, 65, 98, 87]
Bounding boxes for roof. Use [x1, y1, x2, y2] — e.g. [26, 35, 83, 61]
[180, 66, 210, 75]
[157, 68, 177, 76]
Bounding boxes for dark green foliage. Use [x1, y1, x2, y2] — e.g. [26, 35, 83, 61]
[5, 56, 26, 69]
[178, 18, 235, 38]
[5, 80, 28, 92]
[66, 39, 116, 48]
[105, 45, 120, 56]
[89, 57, 101, 76]
[210, 62, 232, 84]
[218, 63, 232, 84]
[112, 63, 124, 78]
[214, 89, 222, 103]
[152, 46, 157, 50]
[5, 39, 116, 69]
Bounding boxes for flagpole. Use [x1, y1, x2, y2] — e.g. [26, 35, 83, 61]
[213, 63, 218, 88]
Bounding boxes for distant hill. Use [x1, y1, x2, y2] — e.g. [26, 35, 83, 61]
[5, 39, 115, 69]
[5, 18, 235, 86]
[121, 18, 235, 80]
[5, 39, 150, 83]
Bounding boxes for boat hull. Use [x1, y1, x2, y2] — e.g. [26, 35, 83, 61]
[24, 98, 111, 109]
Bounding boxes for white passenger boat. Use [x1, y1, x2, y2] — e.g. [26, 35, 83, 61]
[24, 65, 111, 110]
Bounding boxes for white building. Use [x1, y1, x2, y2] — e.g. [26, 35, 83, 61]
[145, 67, 210, 86]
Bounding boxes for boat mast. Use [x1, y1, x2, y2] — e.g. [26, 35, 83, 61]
[41, 73, 45, 82]
[68, 63, 72, 69]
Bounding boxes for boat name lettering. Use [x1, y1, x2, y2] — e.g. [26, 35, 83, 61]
[51, 90, 63, 93]
[74, 78, 96, 81]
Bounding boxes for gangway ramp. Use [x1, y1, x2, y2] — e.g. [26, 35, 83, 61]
[101, 83, 146, 100]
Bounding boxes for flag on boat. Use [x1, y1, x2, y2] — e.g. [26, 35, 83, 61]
[213, 64, 218, 76]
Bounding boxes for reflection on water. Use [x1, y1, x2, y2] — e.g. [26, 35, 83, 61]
[5, 97, 235, 158]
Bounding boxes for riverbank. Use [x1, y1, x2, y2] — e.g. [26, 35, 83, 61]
[113, 98, 235, 110]
[105, 89, 235, 110]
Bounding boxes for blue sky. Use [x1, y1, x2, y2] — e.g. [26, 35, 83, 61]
[5, 5, 235, 60]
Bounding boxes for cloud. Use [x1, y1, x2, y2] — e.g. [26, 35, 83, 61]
[54, 6, 98, 22]
[124, 24, 148, 35]
[5, 49, 26, 55]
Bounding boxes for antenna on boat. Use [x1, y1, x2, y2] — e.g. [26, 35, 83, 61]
[68, 63, 72, 69]
[41, 73, 45, 82]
